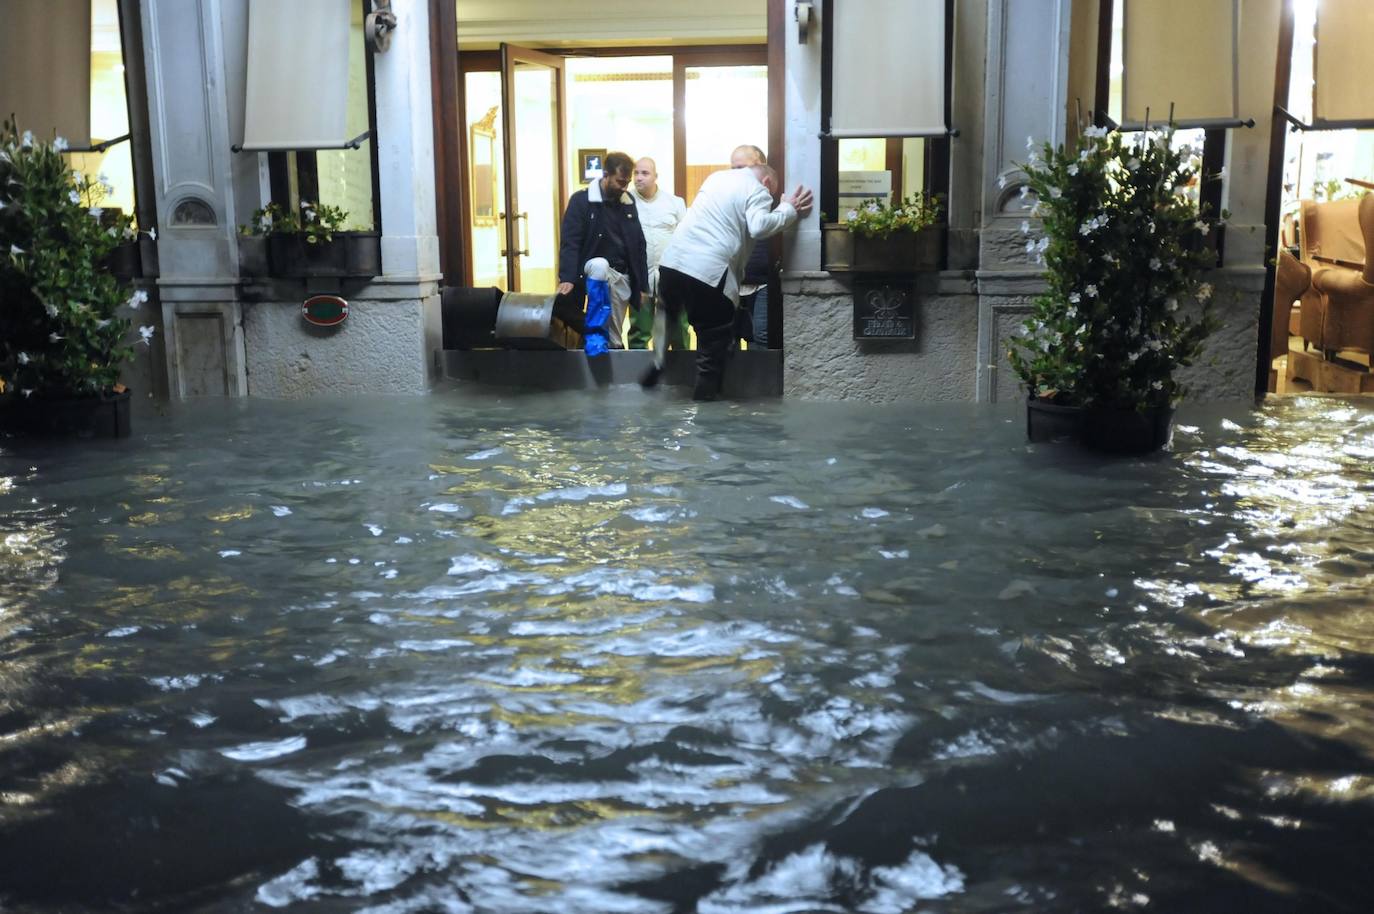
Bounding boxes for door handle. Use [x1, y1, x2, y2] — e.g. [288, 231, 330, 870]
[515, 211, 530, 257]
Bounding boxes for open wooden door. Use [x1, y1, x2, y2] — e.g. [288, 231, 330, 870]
[499, 44, 567, 292]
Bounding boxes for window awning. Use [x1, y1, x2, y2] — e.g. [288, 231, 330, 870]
[1122, 0, 1239, 129]
[0, 0, 92, 148]
[241, 0, 354, 151]
[828, 0, 948, 138]
[1314, 0, 1374, 124]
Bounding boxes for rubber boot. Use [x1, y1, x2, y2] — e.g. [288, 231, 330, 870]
[692, 321, 737, 401]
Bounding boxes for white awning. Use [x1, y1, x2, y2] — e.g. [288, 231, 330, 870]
[241, 0, 354, 151]
[829, 0, 947, 138]
[1314, 0, 1374, 123]
[0, 0, 92, 149]
[1122, 0, 1238, 128]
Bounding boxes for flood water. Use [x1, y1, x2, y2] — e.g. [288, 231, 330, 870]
[2, 388, 1374, 913]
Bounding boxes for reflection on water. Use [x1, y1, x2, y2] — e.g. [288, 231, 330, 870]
[2, 390, 1374, 912]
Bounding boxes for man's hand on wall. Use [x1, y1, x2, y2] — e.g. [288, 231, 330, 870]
[785, 185, 814, 218]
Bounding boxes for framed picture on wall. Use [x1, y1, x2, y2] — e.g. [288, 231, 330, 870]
[578, 148, 607, 182]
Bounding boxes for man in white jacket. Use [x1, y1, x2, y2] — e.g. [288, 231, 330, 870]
[657, 164, 813, 400]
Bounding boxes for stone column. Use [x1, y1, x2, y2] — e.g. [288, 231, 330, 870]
[975, 0, 1074, 403]
[140, 0, 249, 397]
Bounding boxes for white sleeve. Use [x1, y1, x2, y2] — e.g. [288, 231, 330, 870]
[744, 185, 797, 240]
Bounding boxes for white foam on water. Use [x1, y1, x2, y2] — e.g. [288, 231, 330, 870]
[540, 568, 714, 604]
[850, 671, 895, 688]
[626, 506, 677, 523]
[447, 554, 503, 575]
[395, 535, 413, 544]
[466, 447, 504, 460]
[218, 550, 241, 558]
[536, 482, 629, 503]
[699, 843, 856, 913]
[396, 638, 473, 652]
[877, 549, 909, 559]
[860, 848, 966, 912]
[147, 674, 206, 691]
[426, 503, 465, 513]
[187, 712, 217, 728]
[106, 626, 140, 638]
[221, 735, 307, 761]
[861, 508, 890, 519]
[970, 681, 1045, 704]
[270, 505, 292, 517]
[477, 666, 585, 687]
[256, 858, 321, 908]
[508, 608, 669, 638]
[769, 495, 809, 510]
[365, 524, 383, 536]
[258, 693, 382, 722]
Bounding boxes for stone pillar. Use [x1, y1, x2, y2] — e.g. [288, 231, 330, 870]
[234, 0, 444, 396]
[140, 0, 249, 397]
[975, 0, 1074, 403]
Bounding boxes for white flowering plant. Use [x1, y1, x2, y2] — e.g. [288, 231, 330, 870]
[0, 118, 153, 400]
[241, 200, 350, 245]
[1007, 125, 1222, 408]
[844, 192, 941, 239]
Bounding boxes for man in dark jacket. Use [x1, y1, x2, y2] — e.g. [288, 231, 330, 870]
[555, 151, 649, 350]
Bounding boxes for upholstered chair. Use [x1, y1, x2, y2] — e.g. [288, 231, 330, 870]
[1310, 193, 1374, 359]
[1272, 249, 1310, 364]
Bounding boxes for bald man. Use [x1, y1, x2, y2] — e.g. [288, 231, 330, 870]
[731, 144, 774, 348]
[658, 163, 812, 400]
[629, 157, 690, 350]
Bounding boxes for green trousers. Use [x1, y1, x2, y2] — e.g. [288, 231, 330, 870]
[628, 299, 691, 350]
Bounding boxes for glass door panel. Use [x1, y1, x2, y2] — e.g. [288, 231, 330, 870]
[683, 64, 767, 205]
[501, 45, 565, 292]
[464, 70, 508, 291]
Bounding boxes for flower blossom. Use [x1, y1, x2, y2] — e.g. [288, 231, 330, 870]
[1068, 292, 1081, 304]
[20, 130, 34, 147]
[9, 244, 23, 256]
[127, 289, 149, 309]
[1067, 163, 1079, 176]
[1166, 298, 1178, 312]
[1084, 125, 1108, 139]
[1149, 258, 1162, 271]
[1197, 282, 1214, 301]
[17, 352, 30, 365]
[138, 325, 157, 345]
[1194, 220, 1210, 236]
[1048, 186, 1062, 199]
[49, 332, 64, 343]
[1085, 284, 1099, 297]
[68, 190, 81, 204]
[89, 206, 103, 220]
[1021, 220, 1031, 234]
[53, 136, 69, 152]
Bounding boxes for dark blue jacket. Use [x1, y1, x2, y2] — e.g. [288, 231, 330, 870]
[557, 181, 649, 305]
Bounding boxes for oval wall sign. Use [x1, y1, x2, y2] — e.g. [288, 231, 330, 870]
[302, 294, 349, 327]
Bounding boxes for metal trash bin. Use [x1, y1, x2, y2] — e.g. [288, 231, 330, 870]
[494, 292, 583, 350]
[440, 286, 502, 350]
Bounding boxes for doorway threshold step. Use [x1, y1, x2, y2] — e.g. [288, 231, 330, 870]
[441, 349, 782, 397]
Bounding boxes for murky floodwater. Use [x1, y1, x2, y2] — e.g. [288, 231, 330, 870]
[2, 388, 1374, 913]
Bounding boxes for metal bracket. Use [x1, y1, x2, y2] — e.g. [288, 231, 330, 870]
[795, 0, 814, 43]
[366, 0, 398, 53]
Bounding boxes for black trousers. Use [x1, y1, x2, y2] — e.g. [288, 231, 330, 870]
[658, 266, 739, 399]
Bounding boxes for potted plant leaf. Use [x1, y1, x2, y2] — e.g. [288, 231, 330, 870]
[822, 192, 944, 272]
[0, 118, 153, 438]
[240, 201, 381, 279]
[1007, 124, 1222, 453]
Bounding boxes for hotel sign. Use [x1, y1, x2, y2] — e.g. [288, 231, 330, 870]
[853, 279, 916, 340]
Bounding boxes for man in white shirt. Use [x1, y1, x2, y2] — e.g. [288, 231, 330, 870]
[658, 164, 813, 400]
[628, 157, 689, 350]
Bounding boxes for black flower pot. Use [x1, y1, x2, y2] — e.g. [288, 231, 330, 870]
[1026, 397, 1083, 442]
[1080, 404, 1175, 454]
[238, 234, 270, 278]
[0, 388, 132, 438]
[266, 231, 381, 279]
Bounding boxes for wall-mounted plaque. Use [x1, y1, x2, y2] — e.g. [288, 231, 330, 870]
[853, 279, 915, 340]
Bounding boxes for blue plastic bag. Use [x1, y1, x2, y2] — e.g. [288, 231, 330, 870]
[584, 277, 611, 357]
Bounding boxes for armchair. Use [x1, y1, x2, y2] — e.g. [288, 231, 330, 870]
[1310, 194, 1374, 359]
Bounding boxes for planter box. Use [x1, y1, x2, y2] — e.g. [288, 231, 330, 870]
[0, 388, 132, 438]
[238, 234, 270, 278]
[822, 224, 945, 273]
[265, 231, 382, 279]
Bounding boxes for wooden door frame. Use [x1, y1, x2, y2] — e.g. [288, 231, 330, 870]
[500, 44, 568, 292]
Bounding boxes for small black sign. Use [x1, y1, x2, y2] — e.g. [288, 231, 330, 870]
[853, 280, 916, 340]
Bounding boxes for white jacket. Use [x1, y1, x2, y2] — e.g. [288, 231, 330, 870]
[659, 168, 797, 305]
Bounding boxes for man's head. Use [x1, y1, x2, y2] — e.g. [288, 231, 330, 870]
[600, 151, 634, 197]
[730, 144, 767, 169]
[632, 158, 658, 197]
[750, 163, 779, 200]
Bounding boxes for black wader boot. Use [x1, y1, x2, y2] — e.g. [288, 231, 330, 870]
[692, 321, 737, 401]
